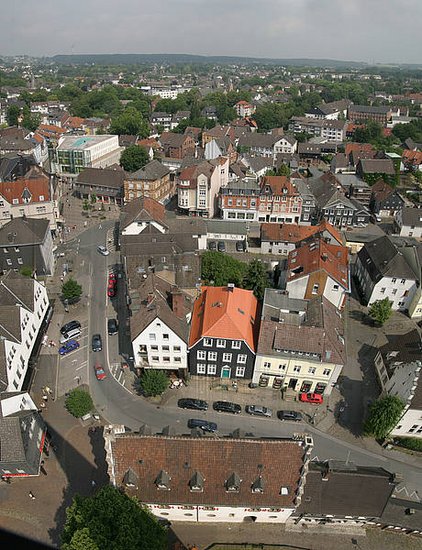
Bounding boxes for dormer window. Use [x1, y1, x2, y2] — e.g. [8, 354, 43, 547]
[39, 195, 45, 201]
[226, 472, 241, 493]
[251, 476, 265, 494]
[122, 468, 138, 488]
[189, 471, 205, 492]
[155, 470, 171, 491]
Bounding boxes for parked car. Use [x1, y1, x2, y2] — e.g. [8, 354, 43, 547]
[94, 363, 107, 380]
[236, 240, 245, 252]
[107, 318, 118, 335]
[213, 401, 241, 414]
[97, 245, 109, 256]
[277, 410, 303, 422]
[208, 241, 217, 251]
[299, 392, 323, 404]
[60, 320, 81, 336]
[178, 398, 208, 411]
[108, 272, 117, 283]
[107, 282, 116, 298]
[59, 339, 80, 356]
[245, 405, 272, 417]
[217, 241, 226, 252]
[60, 327, 82, 344]
[187, 419, 217, 433]
[92, 334, 102, 352]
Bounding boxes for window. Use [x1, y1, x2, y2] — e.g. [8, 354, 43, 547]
[216, 339, 226, 348]
[235, 366, 245, 377]
[278, 364, 286, 370]
[163, 333, 169, 340]
[150, 345, 159, 351]
[162, 345, 170, 351]
[6, 259, 12, 265]
[308, 367, 316, 374]
[197, 350, 206, 360]
[293, 365, 301, 373]
[197, 364, 206, 374]
[323, 368, 331, 376]
[14, 247, 19, 252]
[263, 361, 271, 368]
[174, 357, 181, 363]
[392, 278, 396, 283]
[149, 333, 156, 341]
[312, 284, 319, 294]
[207, 364, 217, 375]
[223, 353, 232, 362]
[208, 351, 217, 361]
[173, 345, 181, 352]
[332, 284, 339, 291]
[380, 288, 386, 294]
[204, 338, 212, 347]
[232, 340, 241, 349]
[237, 354, 247, 364]
[392, 289, 397, 295]
[400, 279, 406, 284]
[151, 356, 159, 362]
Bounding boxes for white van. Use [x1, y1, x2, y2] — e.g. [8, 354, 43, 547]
[60, 327, 82, 344]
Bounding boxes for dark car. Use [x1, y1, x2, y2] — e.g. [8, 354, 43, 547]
[277, 410, 303, 422]
[60, 320, 81, 336]
[178, 398, 208, 411]
[187, 419, 217, 433]
[92, 334, 102, 352]
[59, 339, 80, 356]
[236, 240, 245, 252]
[213, 401, 241, 414]
[107, 318, 118, 335]
[208, 241, 217, 251]
[217, 241, 226, 252]
[245, 405, 272, 417]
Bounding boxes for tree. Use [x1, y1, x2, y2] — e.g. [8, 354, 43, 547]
[61, 485, 167, 550]
[110, 107, 149, 137]
[201, 251, 247, 287]
[368, 298, 393, 326]
[120, 145, 149, 172]
[19, 266, 33, 277]
[139, 370, 169, 397]
[243, 259, 269, 300]
[21, 105, 41, 132]
[364, 395, 404, 440]
[62, 278, 83, 303]
[65, 388, 93, 418]
[6, 104, 20, 126]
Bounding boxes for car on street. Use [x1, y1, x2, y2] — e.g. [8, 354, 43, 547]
[108, 272, 117, 283]
[236, 240, 245, 252]
[277, 410, 303, 422]
[178, 398, 208, 411]
[59, 327, 82, 344]
[208, 241, 217, 251]
[213, 401, 241, 414]
[60, 320, 81, 335]
[299, 392, 323, 404]
[187, 419, 217, 433]
[97, 245, 109, 256]
[107, 281, 116, 298]
[59, 339, 80, 356]
[217, 241, 226, 252]
[94, 363, 107, 380]
[107, 318, 118, 335]
[245, 405, 272, 417]
[92, 333, 102, 352]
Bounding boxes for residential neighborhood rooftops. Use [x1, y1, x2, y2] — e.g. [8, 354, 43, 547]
[0, 217, 50, 246]
[358, 236, 417, 283]
[400, 207, 422, 228]
[75, 166, 125, 189]
[357, 158, 396, 175]
[128, 159, 170, 181]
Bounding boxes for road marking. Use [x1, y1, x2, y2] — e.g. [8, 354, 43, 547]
[76, 365, 85, 371]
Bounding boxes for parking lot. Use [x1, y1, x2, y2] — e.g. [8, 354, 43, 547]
[58, 322, 89, 393]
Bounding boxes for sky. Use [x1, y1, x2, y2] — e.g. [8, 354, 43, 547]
[1, 0, 421, 64]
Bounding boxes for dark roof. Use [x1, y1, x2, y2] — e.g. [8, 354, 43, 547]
[297, 461, 395, 517]
[371, 179, 394, 202]
[120, 196, 166, 230]
[357, 236, 417, 283]
[358, 159, 395, 175]
[129, 159, 169, 181]
[401, 207, 422, 228]
[238, 133, 276, 149]
[349, 105, 391, 115]
[0, 217, 49, 246]
[160, 132, 189, 148]
[109, 433, 307, 508]
[76, 166, 125, 189]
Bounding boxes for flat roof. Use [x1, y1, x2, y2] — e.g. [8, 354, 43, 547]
[57, 134, 117, 151]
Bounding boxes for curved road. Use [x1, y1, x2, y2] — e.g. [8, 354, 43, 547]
[61, 223, 422, 502]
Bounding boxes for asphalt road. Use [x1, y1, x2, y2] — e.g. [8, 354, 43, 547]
[56, 222, 422, 502]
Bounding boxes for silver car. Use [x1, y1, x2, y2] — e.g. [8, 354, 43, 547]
[245, 405, 273, 417]
[97, 245, 109, 256]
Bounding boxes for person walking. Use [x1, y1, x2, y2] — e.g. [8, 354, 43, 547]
[28, 491, 36, 500]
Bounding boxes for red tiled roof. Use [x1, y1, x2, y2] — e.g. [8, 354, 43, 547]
[402, 149, 422, 166]
[261, 220, 342, 246]
[344, 142, 374, 156]
[189, 286, 259, 351]
[287, 239, 349, 290]
[0, 176, 50, 205]
[63, 116, 85, 128]
[260, 176, 298, 197]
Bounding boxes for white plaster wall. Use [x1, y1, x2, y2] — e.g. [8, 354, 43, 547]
[323, 277, 347, 309]
[369, 278, 417, 311]
[391, 408, 422, 439]
[1, 392, 37, 416]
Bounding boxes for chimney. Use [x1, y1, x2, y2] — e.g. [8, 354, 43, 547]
[321, 253, 328, 261]
[171, 291, 185, 319]
[227, 283, 235, 292]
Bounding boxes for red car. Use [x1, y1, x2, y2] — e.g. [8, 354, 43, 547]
[299, 392, 323, 404]
[94, 363, 107, 381]
[108, 273, 117, 284]
[107, 281, 116, 298]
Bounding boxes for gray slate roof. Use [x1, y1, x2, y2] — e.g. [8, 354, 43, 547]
[129, 160, 170, 181]
[0, 217, 49, 246]
[401, 207, 422, 228]
[358, 236, 417, 283]
[76, 166, 125, 189]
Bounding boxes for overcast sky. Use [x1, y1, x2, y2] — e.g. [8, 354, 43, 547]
[1, 0, 421, 64]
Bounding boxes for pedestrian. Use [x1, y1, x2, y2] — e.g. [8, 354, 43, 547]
[29, 491, 36, 500]
[91, 480, 96, 488]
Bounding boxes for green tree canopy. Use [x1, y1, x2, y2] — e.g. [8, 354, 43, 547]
[65, 389, 93, 418]
[201, 251, 247, 287]
[21, 105, 41, 132]
[120, 145, 149, 172]
[62, 278, 83, 303]
[139, 370, 169, 397]
[368, 298, 393, 326]
[243, 259, 269, 300]
[6, 104, 20, 126]
[110, 107, 150, 137]
[364, 395, 404, 440]
[61, 485, 167, 550]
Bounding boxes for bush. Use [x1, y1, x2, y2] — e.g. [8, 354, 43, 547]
[62, 277, 83, 303]
[394, 437, 422, 452]
[139, 370, 169, 397]
[364, 395, 404, 440]
[19, 266, 33, 277]
[65, 389, 93, 418]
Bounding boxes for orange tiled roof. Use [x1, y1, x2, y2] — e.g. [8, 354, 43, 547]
[0, 177, 50, 205]
[344, 142, 374, 156]
[287, 238, 349, 290]
[402, 149, 422, 165]
[189, 286, 259, 351]
[261, 220, 342, 245]
[260, 175, 298, 196]
[38, 124, 66, 135]
[64, 116, 85, 128]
